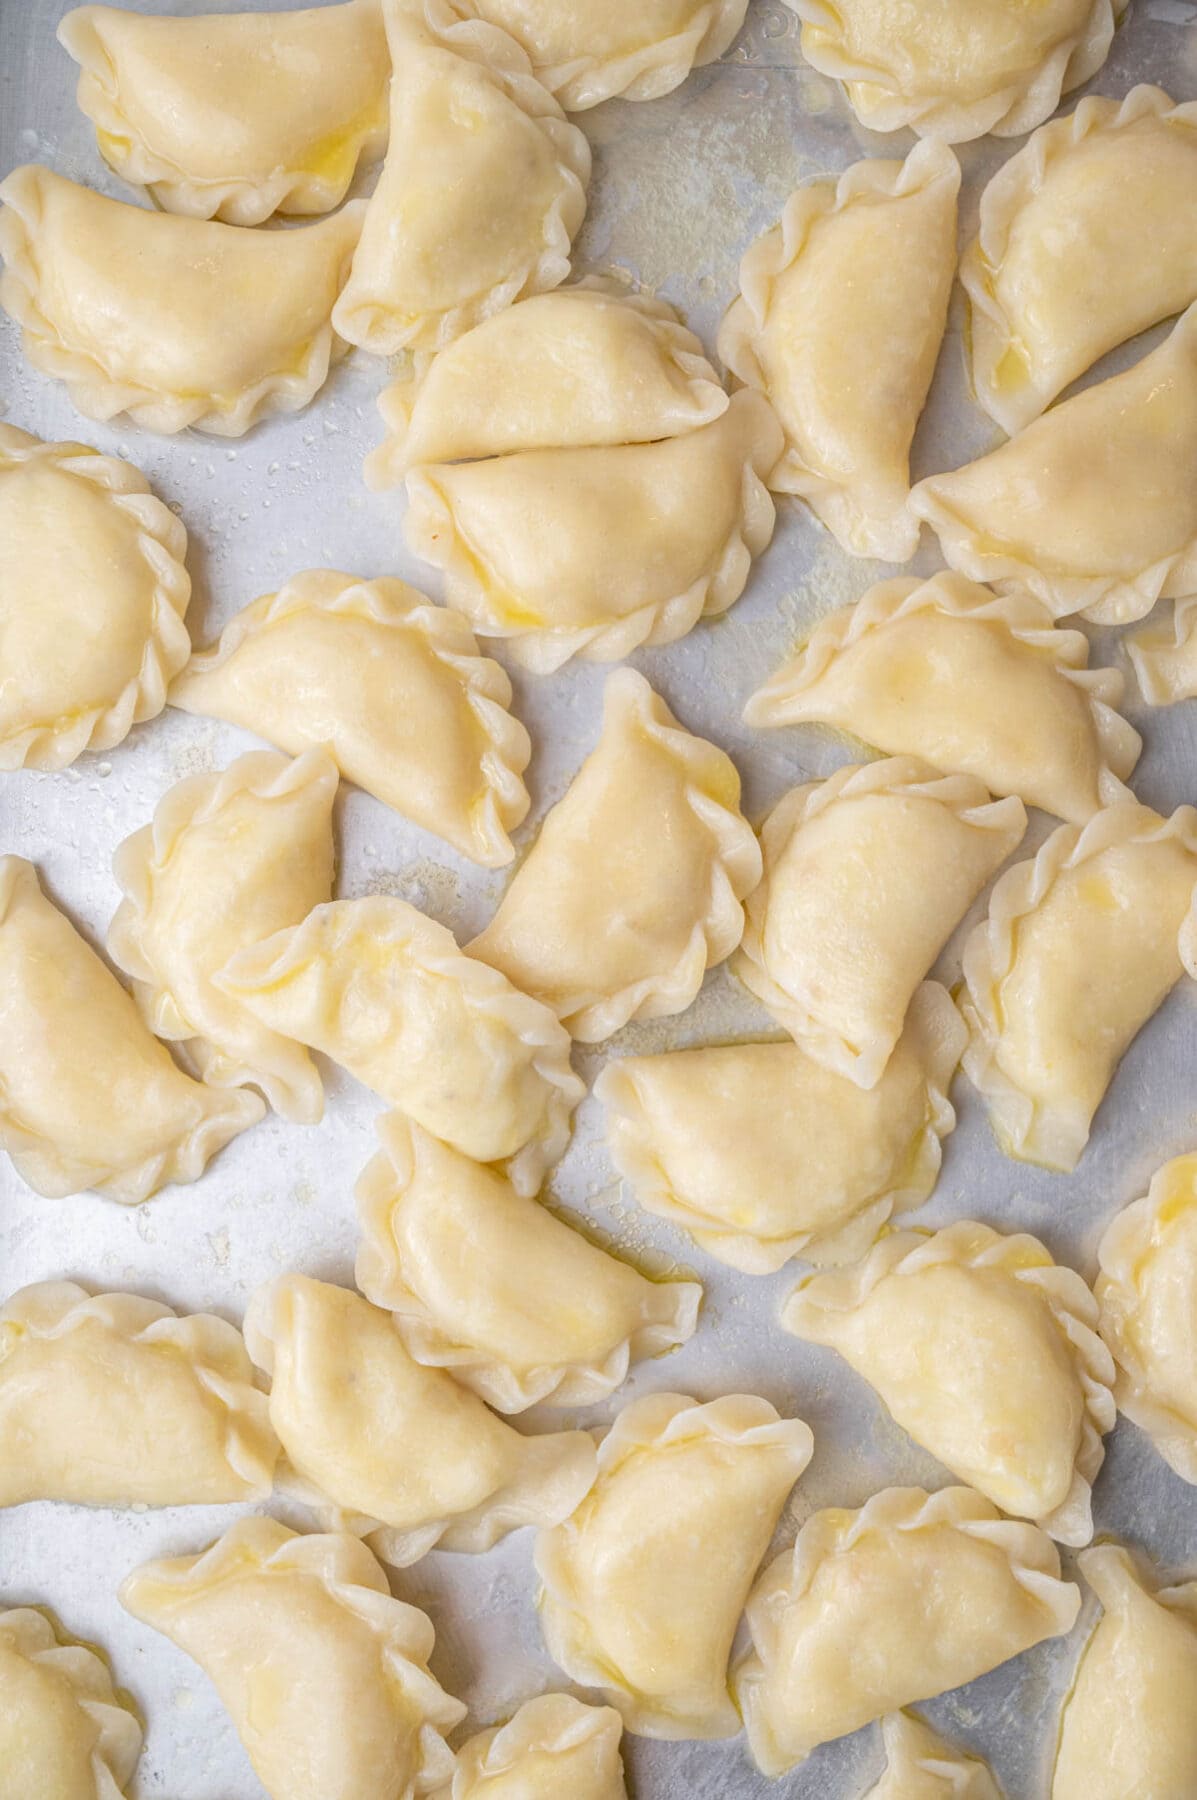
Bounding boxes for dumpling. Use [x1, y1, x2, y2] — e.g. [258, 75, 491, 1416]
[717, 140, 959, 562]
[0, 423, 191, 772]
[865, 1712, 1002, 1800]
[0, 165, 363, 435]
[331, 0, 589, 354]
[469, 670, 761, 1040]
[1053, 1545, 1197, 1798]
[1128, 596, 1197, 707]
[962, 86, 1197, 435]
[782, 0, 1127, 142]
[355, 1113, 701, 1410]
[217, 896, 582, 1194]
[169, 570, 530, 867]
[911, 306, 1197, 626]
[0, 1607, 141, 1800]
[960, 803, 1197, 1172]
[404, 389, 781, 672]
[782, 1222, 1115, 1544]
[0, 1280, 277, 1508]
[536, 1392, 813, 1738]
[243, 1274, 596, 1567]
[444, 1694, 628, 1800]
[120, 1516, 465, 1800]
[732, 760, 1025, 1088]
[109, 750, 336, 1125]
[58, 0, 389, 226]
[734, 1485, 1079, 1777]
[597, 981, 966, 1274]
[0, 857, 262, 1203]
[744, 572, 1140, 826]
[1096, 1152, 1197, 1483]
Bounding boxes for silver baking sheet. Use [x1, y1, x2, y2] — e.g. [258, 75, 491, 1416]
[3, 2, 1197, 1795]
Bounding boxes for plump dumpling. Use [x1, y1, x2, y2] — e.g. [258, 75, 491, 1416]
[783, 1223, 1115, 1544]
[405, 389, 781, 672]
[717, 140, 958, 562]
[733, 760, 1024, 1088]
[332, 0, 589, 354]
[57, 0, 388, 226]
[597, 981, 965, 1274]
[744, 573, 1140, 826]
[0, 1280, 277, 1508]
[1096, 1153, 1197, 1483]
[0, 424, 190, 771]
[866, 1712, 1002, 1800]
[120, 1516, 465, 1800]
[783, 0, 1127, 142]
[960, 803, 1197, 1172]
[469, 671, 761, 1040]
[1129, 595, 1197, 707]
[963, 87, 1197, 435]
[0, 857, 262, 1203]
[734, 1485, 1079, 1776]
[536, 1392, 813, 1738]
[443, 1694, 628, 1800]
[0, 1607, 141, 1800]
[1054, 1544, 1197, 1799]
[244, 1275, 596, 1567]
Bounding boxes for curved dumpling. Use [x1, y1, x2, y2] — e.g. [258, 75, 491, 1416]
[444, 1694, 627, 1800]
[0, 1607, 141, 1800]
[404, 389, 781, 672]
[109, 751, 336, 1125]
[0, 424, 191, 772]
[169, 570, 529, 867]
[911, 306, 1197, 626]
[536, 1392, 813, 1738]
[332, 0, 589, 354]
[960, 803, 1197, 1172]
[469, 670, 761, 1040]
[866, 1711, 1002, 1800]
[962, 87, 1197, 436]
[1128, 595, 1197, 707]
[597, 981, 966, 1274]
[783, 1223, 1115, 1544]
[0, 857, 262, 1203]
[57, 0, 389, 226]
[783, 0, 1127, 142]
[744, 573, 1140, 826]
[734, 1485, 1079, 1777]
[717, 140, 959, 562]
[243, 1274, 596, 1567]
[1096, 1153, 1197, 1483]
[732, 760, 1025, 1088]
[120, 1516, 465, 1800]
[0, 1280, 277, 1508]
[218, 895, 582, 1194]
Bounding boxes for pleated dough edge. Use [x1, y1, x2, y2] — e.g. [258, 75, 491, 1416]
[0, 1605, 142, 1800]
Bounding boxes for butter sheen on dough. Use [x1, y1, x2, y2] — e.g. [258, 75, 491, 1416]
[435, 1693, 628, 1800]
[0, 1607, 141, 1800]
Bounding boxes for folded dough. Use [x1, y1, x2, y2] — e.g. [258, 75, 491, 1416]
[960, 803, 1197, 1172]
[0, 1280, 277, 1508]
[441, 1694, 628, 1799]
[332, 0, 589, 354]
[734, 1485, 1079, 1777]
[245, 1275, 596, 1567]
[169, 569, 529, 867]
[732, 760, 1024, 1088]
[866, 1712, 1002, 1800]
[0, 423, 191, 772]
[0, 857, 262, 1203]
[1129, 595, 1197, 706]
[783, 1222, 1115, 1545]
[744, 573, 1140, 825]
[597, 981, 965, 1274]
[717, 140, 959, 562]
[783, 0, 1127, 142]
[120, 1516, 465, 1800]
[0, 1607, 141, 1800]
[963, 86, 1197, 435]
[58, 0, 389, 225]
[469, 670, 761, 1039]
[1053, 1544, 1197, 1799]
[1096, 1152, 1197, 1484]
[536, 1392, 813, 1738]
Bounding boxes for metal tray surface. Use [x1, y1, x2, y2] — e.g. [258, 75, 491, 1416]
[3, 2, 1197, 1795]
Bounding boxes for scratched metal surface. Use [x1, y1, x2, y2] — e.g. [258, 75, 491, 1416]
[2, 1, 1197, 1795]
